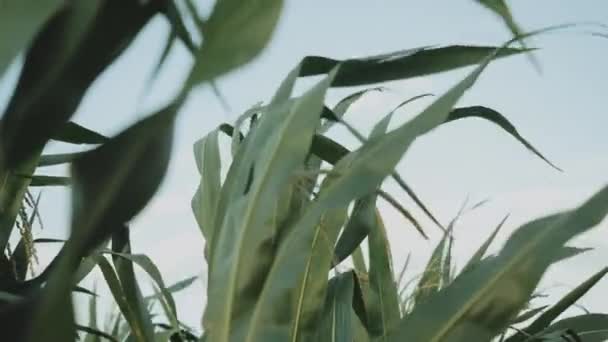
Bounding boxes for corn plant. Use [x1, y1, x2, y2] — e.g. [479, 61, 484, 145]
[192, 47, 608, 342]
[0, 0, 284, 340]
[1, 0, 606, 341]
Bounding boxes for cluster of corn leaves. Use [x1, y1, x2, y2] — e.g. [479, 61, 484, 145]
[0, 0, 606, 341]
[0, 0, 285, 340]
[191, 35, 608, 342]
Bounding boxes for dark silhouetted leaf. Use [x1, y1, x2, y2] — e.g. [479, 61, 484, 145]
[300, 45, 529, 87]
[52, 122, 109, 145]
[0, 0, 63, 77]
[447, 106, 561, 171]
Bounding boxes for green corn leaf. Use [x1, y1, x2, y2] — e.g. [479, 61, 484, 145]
[300, 45, 528, 87]
[28, 175, 71, 187]
[367, 207, 401, 339]
[245, 43, 498, 342]
[334, 200, 375, 266]
[38, 152, 88, 167]
[52, 122, 108, 145]
[1, 0, 161, 169]
[0, 0, 64, 77]
[192, 129, 222, 259]
[202, 68, 336, 342]
[414, 229, 452, 306]
[0, 0, 102, 168]
[186, 0, 284, 87]
[143, 276, 198, 303]
[76, 324, 118, 342]
[26, 100, 178, 342]
[510, 306, 548, 325]
[206, 64, 304, 266]
[289, 206, 348, 341]
[353, 247, 368, 274]
[474, 0, 538, 70]
[476, 1, 522, 39]
[73, 286, 98, 297]
[94, 255, 144, 342]
[462, 214, 509, 272]
[110, 229, 155, 342]
[320, 87, 385, 133]
[316, 272, 357, 342]
[447, 106, 560, 171]
[507, 267, 608, 341]
[0, 155, 40, 251]
[385, 185, 608, 342]
[534, 314, 608, 342]
[83, 284, 100, 342]
[104, 250, 179, 326]
[70, 101, 178, 256]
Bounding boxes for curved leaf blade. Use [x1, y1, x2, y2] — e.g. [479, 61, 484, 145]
[447, 106, 561, 171]
[386, 185, 608, 342]
[300, 45, 528, 87]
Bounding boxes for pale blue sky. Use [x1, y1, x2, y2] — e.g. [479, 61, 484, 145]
[2, 0, 608, 332]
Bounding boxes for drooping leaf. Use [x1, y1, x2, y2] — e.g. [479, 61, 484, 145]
[186, 0, 284, 87]
[447, 106, 560, 171]
[386, 185, 608, 342]
[300, 45, 528, 87]
[73, 286, 98, 297]
[52, 122, 108, 145]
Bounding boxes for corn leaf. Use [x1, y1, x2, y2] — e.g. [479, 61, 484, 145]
[385, 185, 608, 342]
[300, 45, 528, 87]
[186, 0, 284, 87]
[245, 41, 498, 342]
[52, 122, 108, 145]
[507, 267, 608, 341]
[316, 272, 357, 342]
[0, 0, 63, 77]
[0, 0, 160, 169]
[192, 130, 222, 259]
[535, 314, 608, 342]
[202, 68, 336, 342]
[26, 100, 178, 342]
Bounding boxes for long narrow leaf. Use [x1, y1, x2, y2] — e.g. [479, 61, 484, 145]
[386, 185, 608, 342]
[507, 267, 608, 341]
[300, 45, 528, 87]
